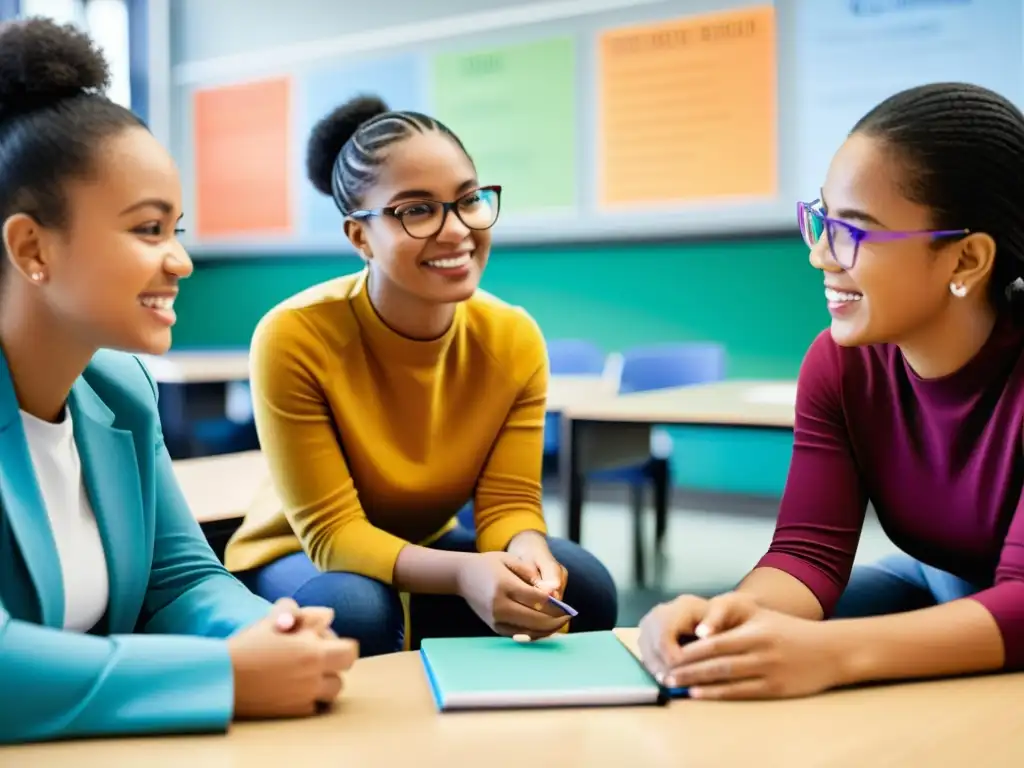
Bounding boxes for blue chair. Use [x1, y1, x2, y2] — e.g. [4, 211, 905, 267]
[589, 343, 726, 584]
[544, 339, 607, 456]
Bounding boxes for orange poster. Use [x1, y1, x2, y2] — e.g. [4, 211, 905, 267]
[193, 77, 292, 238]
[598, 6, 777, 208]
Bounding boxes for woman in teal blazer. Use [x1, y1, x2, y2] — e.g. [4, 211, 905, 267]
[0, 20, 355, 744]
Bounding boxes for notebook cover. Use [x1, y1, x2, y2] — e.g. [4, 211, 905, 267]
[419, 631, 667, 711]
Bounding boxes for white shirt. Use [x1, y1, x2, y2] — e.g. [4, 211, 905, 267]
[21, 407, 110, 632]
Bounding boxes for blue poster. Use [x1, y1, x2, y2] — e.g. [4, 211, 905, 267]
[297, 55, 427, 240]
[793, 0, 1023, 198]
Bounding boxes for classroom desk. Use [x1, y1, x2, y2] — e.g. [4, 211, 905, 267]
[140, 350, 253, 458]
[143, 350, 610, 400]
[559, 380, 798, 545]
[173, 450, 266, 560]
[546, 373, 618, 412]
[7, 627, 1023, 767]
[140, 350, 250, 384]
[173, 450, 268, 524]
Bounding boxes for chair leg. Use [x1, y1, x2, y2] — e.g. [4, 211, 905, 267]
[630, 482, 646, 587]
[651, 458, 671, 552]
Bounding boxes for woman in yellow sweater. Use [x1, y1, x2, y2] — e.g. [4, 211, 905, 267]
[225, 96, 617, 655]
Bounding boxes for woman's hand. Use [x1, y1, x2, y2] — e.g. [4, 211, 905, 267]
[228, 603, 359, 719]
[638, 594, 711, 681]
[506, 530, 568, 599]
[658, 592, 847, 700]
[456, 552, 569, 639]
[269, 598, 336, 637]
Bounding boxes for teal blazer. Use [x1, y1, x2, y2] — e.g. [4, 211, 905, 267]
[0, 349, 271, 744]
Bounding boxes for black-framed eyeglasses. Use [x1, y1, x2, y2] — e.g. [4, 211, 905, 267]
[797, 199, 968, 270]
[346, 185, 502, 240]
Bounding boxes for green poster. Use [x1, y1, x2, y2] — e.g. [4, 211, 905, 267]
[432, 37, 577, 215]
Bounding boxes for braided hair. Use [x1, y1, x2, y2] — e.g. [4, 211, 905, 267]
[852, 82, 1024, 312]
[306, 95, 471, 215]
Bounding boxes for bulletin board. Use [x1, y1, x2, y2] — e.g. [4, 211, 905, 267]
[172, 0, 1024, 255]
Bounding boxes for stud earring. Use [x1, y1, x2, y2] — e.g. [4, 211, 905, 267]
[30, 271, 44, 282]
[949, 282, 968, 298]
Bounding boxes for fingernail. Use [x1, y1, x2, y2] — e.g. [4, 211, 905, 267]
[275, 612, 296, 631]
[655, 671, 665, 684]
[664, 676, 677, 688]
[690, 687, 703, 699]
[695, 623, 709, 638]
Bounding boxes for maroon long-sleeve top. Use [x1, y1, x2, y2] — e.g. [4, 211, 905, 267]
[757, 316, 1024, 669]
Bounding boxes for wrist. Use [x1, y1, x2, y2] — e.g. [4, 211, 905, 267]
[822, 620, 872, 688]
[393, 544, 475, 595]
[507, 529, 548, 556]
[453, 551, 484, 597]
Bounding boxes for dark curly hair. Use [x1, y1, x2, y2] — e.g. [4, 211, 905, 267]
[853, 82, 1024, 311]
[0, 17, 143, 240]
[306, 94, 470, 215]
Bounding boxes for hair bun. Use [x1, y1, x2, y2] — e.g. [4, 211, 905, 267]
[0, 18, 110, 123]
[307, 94, 390, 197]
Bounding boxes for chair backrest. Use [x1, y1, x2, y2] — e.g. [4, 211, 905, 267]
[545, 339, 606, 375]
[618, 343, 727, 394]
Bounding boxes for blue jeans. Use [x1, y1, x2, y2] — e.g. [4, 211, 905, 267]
[238, 526, 618, 657]
[832, 553, 984, 618]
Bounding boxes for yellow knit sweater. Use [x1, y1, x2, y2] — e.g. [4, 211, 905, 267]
[224, 270, 549, 582]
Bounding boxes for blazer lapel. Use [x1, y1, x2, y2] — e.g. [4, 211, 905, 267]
[69, 377, 146, 634]
[0, 352, 64, 627]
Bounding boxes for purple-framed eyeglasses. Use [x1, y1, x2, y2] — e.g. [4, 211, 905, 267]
[797, 199, 969, 270]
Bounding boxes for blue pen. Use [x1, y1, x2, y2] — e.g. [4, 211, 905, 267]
[547, 595, 578, 617]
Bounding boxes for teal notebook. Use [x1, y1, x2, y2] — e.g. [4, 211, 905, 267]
[419, 631, 666, 711]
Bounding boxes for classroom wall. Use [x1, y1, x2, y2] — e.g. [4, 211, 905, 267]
[173, 237, 818, 497]
[171, 0, 553, 62]
[174, 238, 821, 379]
[168, 0, 823, 496]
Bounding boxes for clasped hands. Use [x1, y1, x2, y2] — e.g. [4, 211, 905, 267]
[458, 530, 571, 640]
[228, 598, 359, 719]
[638, 592, 847, 700]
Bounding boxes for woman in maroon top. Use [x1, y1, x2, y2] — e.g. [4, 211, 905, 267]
[639, 82, 1024, 699]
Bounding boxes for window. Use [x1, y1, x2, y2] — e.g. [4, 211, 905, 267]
[20, 0, 84, 26]
[84, 0, 131, 109]
[20, 0, 132, 111]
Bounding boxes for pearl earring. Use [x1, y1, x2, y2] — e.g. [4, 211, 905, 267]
[949, 282, 968, 298]
[30, 272, 43, 282]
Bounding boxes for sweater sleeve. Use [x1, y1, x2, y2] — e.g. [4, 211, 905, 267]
[755, 331, 869, 615]
[249, 309, 408, 584]
[967, 489, 1024, 669]
[474, 310, 549, 552]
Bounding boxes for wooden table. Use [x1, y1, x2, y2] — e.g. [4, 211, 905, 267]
[6, 628, 1023, 767]
[173, 450, 268, 560]
[559, 380, 797, 553]
[173, 450, 268, 524]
